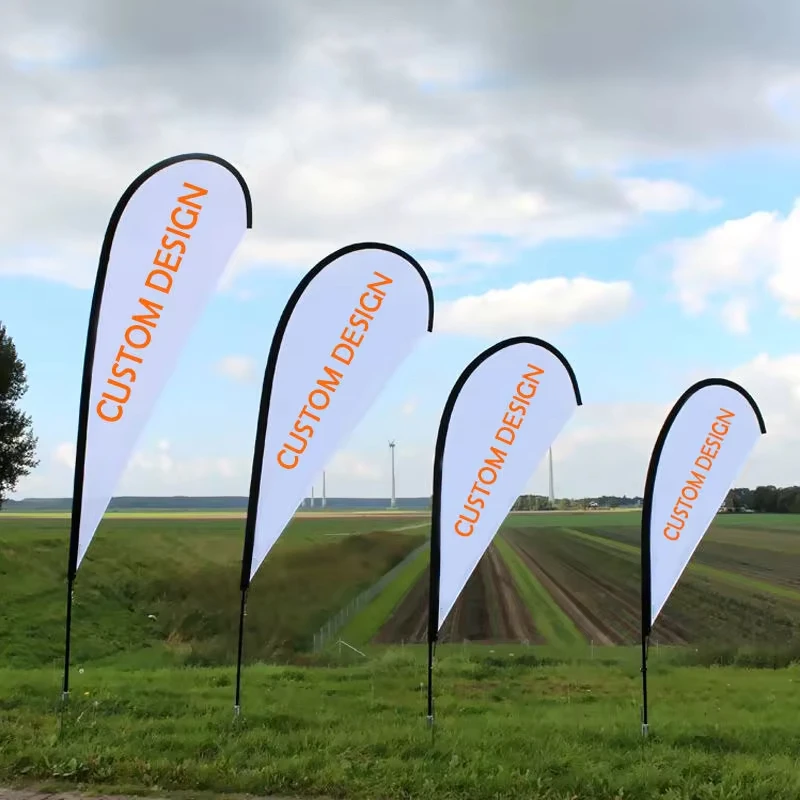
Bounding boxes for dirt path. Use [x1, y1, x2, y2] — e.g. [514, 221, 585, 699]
[373, 544, 541, 644]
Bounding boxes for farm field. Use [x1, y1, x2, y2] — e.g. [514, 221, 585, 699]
[362, 511, 800, 651]
[4, 510, 800, 667]
[373, 544, 543, 644]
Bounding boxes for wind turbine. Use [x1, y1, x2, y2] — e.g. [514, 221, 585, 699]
[389, 440, 397, 509]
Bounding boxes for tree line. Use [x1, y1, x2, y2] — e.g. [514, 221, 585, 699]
[513, 488, 800, 514]
[726, 486, 800, 514]
[511, 494, 643, 511]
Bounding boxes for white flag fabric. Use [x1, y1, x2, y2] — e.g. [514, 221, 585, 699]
[432, 337, 581, 632]
[242, 243, 434, 585]
[71, 154, 251, 574]
[644, 379, 766, 627]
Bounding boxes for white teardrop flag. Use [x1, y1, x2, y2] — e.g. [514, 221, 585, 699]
[643, 379, 766, 628]
[70, 154, 251, 576]
[430, 337, 582, 634]
[240, 243, 434, 587]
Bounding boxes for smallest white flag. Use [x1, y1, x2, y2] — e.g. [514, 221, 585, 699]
[432, 337, 582, 634]
[644, 379, 766, 628]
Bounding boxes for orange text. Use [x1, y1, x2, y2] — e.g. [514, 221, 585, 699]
[454, 363, 544, 537]
[662, 408, 735, 541]
[276, 271, 393, 469]
[95, 183, 208, 423]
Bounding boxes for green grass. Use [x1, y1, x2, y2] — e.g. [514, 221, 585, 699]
[0, 517, 425, 669]
[338, 545, 430, 646]
[5, 511, 800, 797]
[3, 652, 800, 799]
[494, 535, 583, 647]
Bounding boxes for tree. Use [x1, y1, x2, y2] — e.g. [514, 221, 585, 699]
[0, 323, 38, 508]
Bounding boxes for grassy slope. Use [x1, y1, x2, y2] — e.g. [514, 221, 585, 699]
[337, 545, 430, 646]
[3, 652, 800, 800]
[0, 517, 424, 668]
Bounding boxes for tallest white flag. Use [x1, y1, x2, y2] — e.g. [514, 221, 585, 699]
[70, 154, 251, 576]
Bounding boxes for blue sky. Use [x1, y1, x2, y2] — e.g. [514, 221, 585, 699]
[3, 1, 800, 499]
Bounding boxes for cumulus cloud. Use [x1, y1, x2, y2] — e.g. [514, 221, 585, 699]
[668, 201, 800, 326]
[53, 442, 76, 469]
[0, 0, 763, 288]
[437, 277, 634, 337]
[213, 355, 258, 383]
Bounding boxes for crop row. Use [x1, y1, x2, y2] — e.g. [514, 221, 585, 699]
[588, 522, 800, 589]
[506, 526, 800, 646]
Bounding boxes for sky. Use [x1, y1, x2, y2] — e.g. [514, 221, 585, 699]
[2, 0, 800, 500]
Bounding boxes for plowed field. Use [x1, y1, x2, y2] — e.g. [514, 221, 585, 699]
[506, 526, 800, 645]
[373, 544, 544, 644]
[590, 524, 800, 590]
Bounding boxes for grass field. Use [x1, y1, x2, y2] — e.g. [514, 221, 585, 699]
[0, 514, 427, 669]
[3, 652, 800, 799]
[3, 509, 800, 798]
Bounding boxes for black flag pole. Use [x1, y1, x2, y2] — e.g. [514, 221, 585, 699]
[63, 154, 254, 709]
[425, 336, 582, 727]
[234, 364, 272, 717]
[426, 362, 449, 727]
[63, 194, 112, 705]
[640, 513, 651, 737]
[640, 402, 661, 738]
[426, 506, 440, 726]
[233, 587, 248, 716]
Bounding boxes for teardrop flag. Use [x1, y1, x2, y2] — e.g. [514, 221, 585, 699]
[426, 336, 582, 723]
[234, 242, 434, 713]
[63, 153, 252, 701]
[639, 378, 766, 734]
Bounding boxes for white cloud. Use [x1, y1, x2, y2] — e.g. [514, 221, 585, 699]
[437, 277, 634, 337]
[53, 442, 76, 469]
[720, 297, 750, 335]
[527, 351, 800, 496]
[621, 178, 717, 213]
[213, 355, 258, 383]
[0, 1, 738, 290]
[668, 201, 800, 323]
[325, 448, 389, 484]
[401, 397, 418, 416]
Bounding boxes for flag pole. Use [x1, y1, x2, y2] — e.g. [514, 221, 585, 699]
[233, 587, 248, 717]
